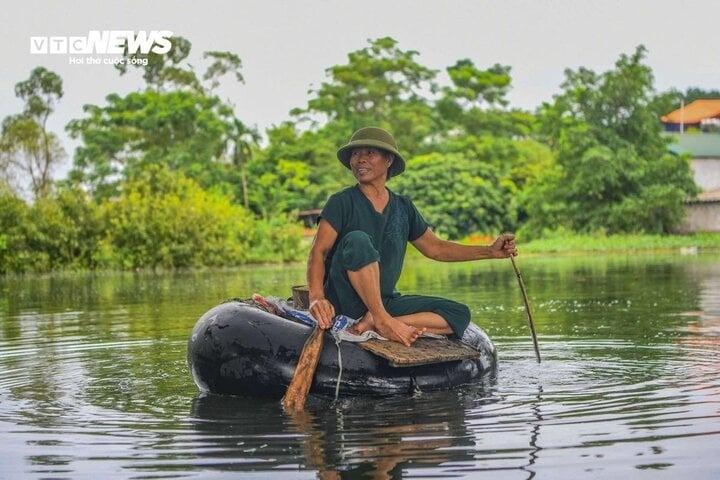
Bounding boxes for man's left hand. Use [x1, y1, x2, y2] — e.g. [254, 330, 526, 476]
[490, 233, 518, 258]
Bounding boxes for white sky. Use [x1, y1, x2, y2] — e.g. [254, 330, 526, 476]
[1, 0, 719, 183]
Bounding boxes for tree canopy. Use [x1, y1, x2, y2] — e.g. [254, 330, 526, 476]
[0, 37, 705, 272]
[523, 45, 698, 237]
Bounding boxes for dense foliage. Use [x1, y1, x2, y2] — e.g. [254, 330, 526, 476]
[0, 168, 303, 274]
[522, 46, 699, 237]
[0, 37, 706, 273]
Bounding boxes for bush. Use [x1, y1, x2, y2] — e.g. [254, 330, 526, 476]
[100, 166, 248, 269]
[0, 187, 34, 273]
[27, 187, 104, 270]
[100, 166, 304, 269]
[0, 167, 306, 273]
[246, 213, 306, 263]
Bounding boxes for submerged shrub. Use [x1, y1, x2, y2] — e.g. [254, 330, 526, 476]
[27, 187, 104, 270]
[0, 187, 33, 274]
[100, 166, 303, 269]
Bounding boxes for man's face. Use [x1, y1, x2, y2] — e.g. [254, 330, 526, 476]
[349, 147, 392, 182]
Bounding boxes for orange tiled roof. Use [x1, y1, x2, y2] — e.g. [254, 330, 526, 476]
[662, 99, 720, 124]
[687, 188, 720, 203]
[697, 188, 720, 203]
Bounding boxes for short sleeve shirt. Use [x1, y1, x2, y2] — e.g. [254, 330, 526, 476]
[318, 183, 429, 299]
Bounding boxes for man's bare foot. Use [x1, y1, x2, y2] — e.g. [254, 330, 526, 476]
[349, 310, 375, 334]
[374, 314, 426, 347]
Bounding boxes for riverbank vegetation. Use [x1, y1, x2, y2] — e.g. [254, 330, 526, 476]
[398, 231, 720, 259]
[467, 231, 720, 254]
[1, 36, 714, 273]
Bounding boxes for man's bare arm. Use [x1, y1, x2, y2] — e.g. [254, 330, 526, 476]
[307, 219, 338, 328]
[411, 228, 517, 262]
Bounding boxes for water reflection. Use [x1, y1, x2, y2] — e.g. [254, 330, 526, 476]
[189, 383, 499, 479]
[1, 253, 719, 478]
[520, 385, 543, 479]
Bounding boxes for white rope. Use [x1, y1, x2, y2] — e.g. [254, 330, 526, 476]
[333, 332, 343, 401]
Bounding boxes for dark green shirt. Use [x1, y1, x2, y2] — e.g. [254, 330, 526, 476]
[318, 183, 429, 300]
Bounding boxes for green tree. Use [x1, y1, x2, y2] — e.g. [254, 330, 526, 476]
[525, 45, 698, 237]
[116, 35, 246, 94]
[290, 37, 437, 156]
[393, 152, 512, 239]
[115, 35, 200, 91]
[258, 38, 541, 220]
[67, 89, 235, 198]
[435, 135, 554, 227]
[250, 159, 314, 219]
[0, 67, 66, 197]
[229, 118, 261, 209]
[435, 59, 536, 138]
[250, 121, 353, 215]
[68, 37, 256, 200]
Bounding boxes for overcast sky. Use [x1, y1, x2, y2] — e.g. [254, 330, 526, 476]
[2, 0, 719, 181]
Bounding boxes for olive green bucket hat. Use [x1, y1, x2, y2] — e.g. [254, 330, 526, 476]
[336, 127, 406, 178]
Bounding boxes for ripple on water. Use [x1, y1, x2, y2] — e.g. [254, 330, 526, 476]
[2, 258, 720, 478]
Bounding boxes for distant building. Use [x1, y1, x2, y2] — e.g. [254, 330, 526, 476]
[665, 132, 720, 233]
[297, 208, 321, 228]
[661, 99, 720, 133]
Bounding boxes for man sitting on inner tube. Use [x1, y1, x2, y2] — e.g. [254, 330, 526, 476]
[307, 126, 518, 347]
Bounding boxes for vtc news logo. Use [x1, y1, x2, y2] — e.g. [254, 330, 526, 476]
[30, 30, 173, 55]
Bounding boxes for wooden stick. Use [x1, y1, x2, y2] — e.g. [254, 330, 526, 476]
[282, 326, 325, 410]
[510, 255, 541, 363]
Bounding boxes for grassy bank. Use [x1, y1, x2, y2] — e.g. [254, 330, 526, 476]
[390, 233, 720, 258]
[303, 231, 720, 258]
[398, 232, 720, 257]
[516, 232, 720, 254]
[6, 231, 719, 277]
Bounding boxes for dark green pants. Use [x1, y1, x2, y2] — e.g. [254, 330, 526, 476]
[325, 231, 471, 338]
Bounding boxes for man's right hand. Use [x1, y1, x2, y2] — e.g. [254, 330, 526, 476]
[309, 298, 336, 330]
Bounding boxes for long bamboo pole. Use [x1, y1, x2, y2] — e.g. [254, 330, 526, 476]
[509, 255, 541, 363]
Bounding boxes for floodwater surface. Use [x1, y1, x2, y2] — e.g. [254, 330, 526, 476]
[1, 252, 719, 479]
